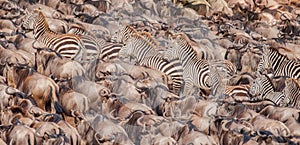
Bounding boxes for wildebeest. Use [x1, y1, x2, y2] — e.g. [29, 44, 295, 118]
[3, 63, 62, 114]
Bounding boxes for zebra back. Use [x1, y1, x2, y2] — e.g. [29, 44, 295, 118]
[283, 78, 300, 108]
[23, 10, 85, 61]
[67, 24, 90, 36]
[225, 84, 251, 98]
[99, 42, 123, 61]
[119, 33, 162, 64]
[138, 32, 160, 47]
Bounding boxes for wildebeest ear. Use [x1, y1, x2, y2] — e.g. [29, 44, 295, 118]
[19, 99, 31, 109]
[10, 115, 21, 125]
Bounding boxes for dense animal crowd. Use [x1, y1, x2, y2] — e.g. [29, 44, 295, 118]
[0, 0, 299, 144]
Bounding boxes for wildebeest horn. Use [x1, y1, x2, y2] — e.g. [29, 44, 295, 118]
[221, 120, 230, 131]
[94, 132, 105, 145]
[109, 109, 120, 121]
[99, 88, 110, 97]
[15, 62, 30, 68]
[25, 9, 29, 15]
[5, 87, 26, 98]
[136, 115, 144, 127]
[134, 79, 150, 91]
[240, 120, 254, 130]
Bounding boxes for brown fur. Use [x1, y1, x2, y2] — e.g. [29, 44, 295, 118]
[4, 65, 62, 114]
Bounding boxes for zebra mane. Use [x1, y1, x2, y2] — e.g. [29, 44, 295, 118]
[124, 25, 138, 34]
[138, 31, 159, 46]
[173, 33, 198, 56]
[266, 47, 289, 60]
[129, 33, 154, 47]
[286, 78, 300, 89]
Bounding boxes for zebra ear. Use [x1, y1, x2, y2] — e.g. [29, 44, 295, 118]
[254, 71, 261, 78]
[24, 8, 29, 15]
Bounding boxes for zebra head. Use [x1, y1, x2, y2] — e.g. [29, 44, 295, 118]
[163, 37, 179, 61]
[22, 9, 41, 30]
[206, 66, 224, 97]
[282, 78, 299, 106]
[249, 77, 262, 97]
[257, 47, 272, 74]
[111, 25, 137, 44]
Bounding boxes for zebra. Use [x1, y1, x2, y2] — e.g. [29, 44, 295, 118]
[249, 74, 285, 105]
[140, 55, 184, 95]
[164, 33, 211, 61]
[22, 10, 83, 60]
[164, 34, 211, 96]
[206, 65, 251, 100]
[257, 46, 300, 79]
[282, 78, 300, 109]
[22, 10, 101, 62]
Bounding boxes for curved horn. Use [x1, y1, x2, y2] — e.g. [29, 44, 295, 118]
[5, 87, 26, 98]
[99, 88, 110, 97]
[109, 109, 120, 121]
[94, 132, 104, 145]
[134, 79, 149, 91]
[136, 115, 144, 127]
[240, 120, 254, 131]
[136, 115, 148, 132]
[221, 120, 230, 131]
[70, 109, 79, 117]
[205, 105, 217, 118]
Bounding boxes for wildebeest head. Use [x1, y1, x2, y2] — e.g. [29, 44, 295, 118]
[3, 62, 33, 88]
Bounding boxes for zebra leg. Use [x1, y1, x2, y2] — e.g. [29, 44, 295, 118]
[181, 79, 194, 97]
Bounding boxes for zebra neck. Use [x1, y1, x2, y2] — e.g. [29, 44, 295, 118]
[261, 83, 275, 97]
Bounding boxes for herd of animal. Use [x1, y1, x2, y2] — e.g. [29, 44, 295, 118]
[0, 0, 299, 144]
